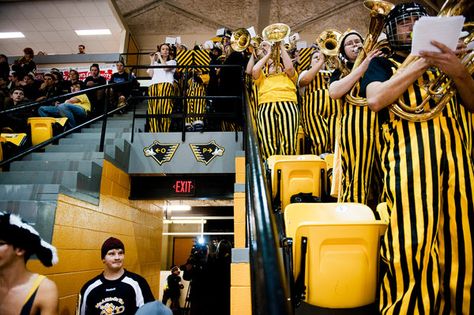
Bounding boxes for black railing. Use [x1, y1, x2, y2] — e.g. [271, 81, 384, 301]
[244, 87, 293, 314]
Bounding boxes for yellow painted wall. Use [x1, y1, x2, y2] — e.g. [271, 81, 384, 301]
[28, 160, 164, 314]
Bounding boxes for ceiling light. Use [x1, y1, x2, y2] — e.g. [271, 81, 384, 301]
[75, 29, 111, 36]
[166, 205, 191, 211]
[0, 32, 25, 39]
[163, 219, 206, 224]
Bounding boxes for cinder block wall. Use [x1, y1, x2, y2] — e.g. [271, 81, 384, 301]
[28, 160, 164, 314]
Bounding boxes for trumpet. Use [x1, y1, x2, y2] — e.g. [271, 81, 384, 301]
[317, 29, 342, 71]
[262, 23, 291, 74]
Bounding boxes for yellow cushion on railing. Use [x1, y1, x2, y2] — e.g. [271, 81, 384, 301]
[0, 133, 28, 147]
[27, 117, 66, 146]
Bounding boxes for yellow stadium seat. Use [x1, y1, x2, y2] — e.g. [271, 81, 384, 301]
[284, 203, 387, 309]
[266, 155, 327, 211]
[27, 117, 67, 146]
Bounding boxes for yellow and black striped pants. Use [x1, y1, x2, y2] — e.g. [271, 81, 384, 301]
[257, 101, 299, 160]
[186, 82, 206, 125]
[339, 103, 379, 204]
[148, 82, 174, 132]
[301, 90, 328, 155]
[379, 115, 474, 315]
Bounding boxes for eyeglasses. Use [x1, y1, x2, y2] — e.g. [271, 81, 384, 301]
[344, 39, 362, 47]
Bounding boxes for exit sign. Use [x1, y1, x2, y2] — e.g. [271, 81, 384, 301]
[172, 180, 195, 195]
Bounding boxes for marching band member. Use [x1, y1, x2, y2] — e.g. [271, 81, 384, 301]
[361, 3, 474, 313]
[252, 41, 299, 160]
[329, 30, 382, 204]
[298, 48, 333, 155]
[147, 43, 176, 132]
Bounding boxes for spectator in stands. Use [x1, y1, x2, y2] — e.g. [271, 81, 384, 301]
[51, 68, 68, 95]
[84, 63, 106, 116]
[12, 47, 36, 78]
[78, 44, 86, 54]
[0, 212, 59, 315]
[0, 54, 9, 80]
[2, 87, 34, 132]
[0, 76, 9, 110]
[36, 73, 60, 102]
[147, 43, 176, 132]
[217, 44, 248, 131]
[19, 72, 40, 101]
[7, 71, 21, 91]
[63, 69, 84, 91]
[38, 83, 90, 129]
[109, 60, 137, 108]
[77, 237, 155, 315]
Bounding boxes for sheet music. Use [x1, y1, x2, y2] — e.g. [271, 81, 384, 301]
[411, 16, 465, 56]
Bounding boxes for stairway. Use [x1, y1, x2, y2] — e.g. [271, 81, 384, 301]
[0, 104, 147, 241]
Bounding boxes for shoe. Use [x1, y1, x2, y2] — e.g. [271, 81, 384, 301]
[185, 123, 194, 132]
[192, 120, 204, 132]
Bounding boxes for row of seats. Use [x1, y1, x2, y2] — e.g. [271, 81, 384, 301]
[265, 154, 388, 310]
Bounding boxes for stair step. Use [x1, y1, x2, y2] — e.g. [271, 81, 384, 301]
[81, 128, 131, 133]
[21, 152, 104, 161]
[0, 170, 81, 186]
[45, 144, 101, 152]
[59, 138, 116, 145]
[10, 160, 102, 176]
[0, 184, 61, 201]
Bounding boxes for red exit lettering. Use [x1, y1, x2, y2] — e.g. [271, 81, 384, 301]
[174, 180, 194, 193]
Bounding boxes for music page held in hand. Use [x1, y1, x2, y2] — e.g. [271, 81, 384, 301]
[411, 16, 465, 56]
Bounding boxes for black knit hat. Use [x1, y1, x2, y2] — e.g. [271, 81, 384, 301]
[0, 212, 58, 267]
[101, 237, 125, 259]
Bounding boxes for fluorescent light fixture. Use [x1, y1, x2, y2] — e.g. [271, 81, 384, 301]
[166, 205, 191, 211]
[0, 32, 25, 39]
[163, 219, 206, 224]
[75, 29, 111, 36]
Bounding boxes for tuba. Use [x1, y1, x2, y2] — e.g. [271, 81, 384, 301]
[230, 28, 251, 52]
[345, 0, 394, 106]
[390, 0, 474, 121]
[317, 29, 342, 71]
[262, 23, 291, 74]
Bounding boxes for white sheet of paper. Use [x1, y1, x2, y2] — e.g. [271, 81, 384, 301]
[176, 36, 181, 44]
[411, 16, 465, 56]
[165, 37, 176, 45]
[247, 26, 256, 38]
[216, 28, 225, 36]
[296, 41, 307, 50]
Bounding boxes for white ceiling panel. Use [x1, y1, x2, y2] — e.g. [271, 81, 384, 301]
[11, 18, 37, 32]
[66, 16, 89, 29]
[84, 16, 108, 29]
[34, 2, 61, 19]
[49, 18, 71, 31]
[22, 31, 47, 44]
[54, 1, 81, 18]
[43, 31, 63, 43]
[78, 1, 101, 17]
[30, 19, 55, 32]
[17, 2, 44, 19]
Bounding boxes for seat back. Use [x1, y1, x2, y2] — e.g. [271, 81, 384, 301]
[296, 125, 305, 155]
[267, 155, 327, 211]
[284, 203, 387, 308]
[27, 117, 67, 146]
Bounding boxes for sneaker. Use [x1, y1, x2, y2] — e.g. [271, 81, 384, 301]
[185, 123, 194, 132]
[192, 120, 204, 132]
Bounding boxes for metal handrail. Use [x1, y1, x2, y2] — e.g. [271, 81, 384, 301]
[244, 83, 293, 314]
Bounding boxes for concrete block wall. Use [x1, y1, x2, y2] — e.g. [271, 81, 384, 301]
[231, 153, 251, 315]
[28, 160, 164, 314]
